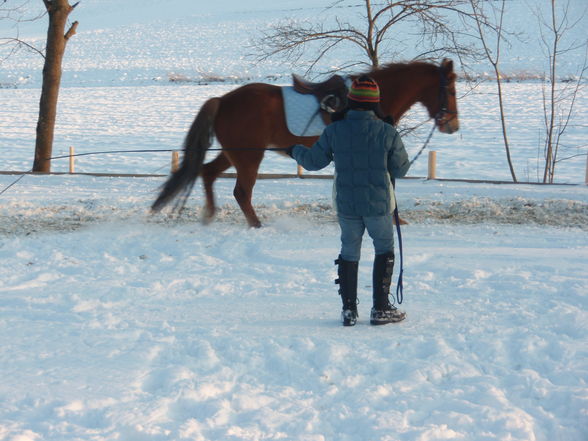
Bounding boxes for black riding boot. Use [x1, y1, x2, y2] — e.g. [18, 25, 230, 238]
[335, 255, 359, 326]
[370, 252, 406, 325]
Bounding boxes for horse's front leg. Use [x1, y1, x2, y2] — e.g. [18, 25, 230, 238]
[233, 173, 262, 228]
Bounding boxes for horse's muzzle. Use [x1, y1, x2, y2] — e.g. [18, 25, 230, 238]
[437, 113, 459, 134]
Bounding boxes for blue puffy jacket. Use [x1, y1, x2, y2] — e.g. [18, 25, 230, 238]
[292, 109, 410, 217]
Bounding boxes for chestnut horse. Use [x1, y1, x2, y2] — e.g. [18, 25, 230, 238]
[152, 59, 459, 227]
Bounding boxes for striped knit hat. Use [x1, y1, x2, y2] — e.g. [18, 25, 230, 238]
[347, 75, 380, 103]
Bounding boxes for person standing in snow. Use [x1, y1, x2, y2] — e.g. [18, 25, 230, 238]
[286, 76, 410, 326]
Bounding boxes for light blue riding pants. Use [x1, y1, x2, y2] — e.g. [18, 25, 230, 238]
[337, 214, 395, 262]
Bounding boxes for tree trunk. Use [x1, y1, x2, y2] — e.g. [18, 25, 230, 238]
[32, 0, 78, 173]
[542, 0, 558, 183]
[495, 73, 517, 182]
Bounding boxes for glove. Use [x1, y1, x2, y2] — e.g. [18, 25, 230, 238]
[383, 115, 395, 125]
[285, 145, 295, 158]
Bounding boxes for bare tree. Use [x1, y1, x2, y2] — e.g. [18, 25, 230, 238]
[32, 0, 79, 172]
[469, 0, 517, 182]
[254, 0, 485, 74]
[535, 0, 587, 183]
[1, 1, 79, 172]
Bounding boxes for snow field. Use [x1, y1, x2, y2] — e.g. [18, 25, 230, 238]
[1, 82, 587, 183]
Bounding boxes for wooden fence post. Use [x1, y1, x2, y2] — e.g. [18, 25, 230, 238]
[427, 150, 437, 180]
[69, 146, 75, 174]
[171, 151, 179, 173]
[297, 164, 304, 178]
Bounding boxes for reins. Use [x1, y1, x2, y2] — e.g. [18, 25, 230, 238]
[409, 123, 436, 166]
[391, 66, 454, 305]
[389, 118, 437, 306]
[393, 203, 404, 305]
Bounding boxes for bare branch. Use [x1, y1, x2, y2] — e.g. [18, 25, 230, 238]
[0, 2, 47, 63]
[0, 36, 45, 58]
[64, 19, 78, 40]
[556, 152, 588, 163]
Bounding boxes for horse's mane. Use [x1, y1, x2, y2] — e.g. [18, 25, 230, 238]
[369, 60, 439, 77]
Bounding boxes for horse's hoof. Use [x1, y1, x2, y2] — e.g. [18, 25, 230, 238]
[201, 214, 214, 225]
[201, 207, 216, 225]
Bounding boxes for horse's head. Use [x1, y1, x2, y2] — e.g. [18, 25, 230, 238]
[371, 59, 459, 134]
[430, 59, 459, 134]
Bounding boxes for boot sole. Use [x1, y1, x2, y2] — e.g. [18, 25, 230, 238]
[342, 310, 358, 326]
[370, 315, 406, 325]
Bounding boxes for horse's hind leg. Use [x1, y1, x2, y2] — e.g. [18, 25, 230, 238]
[201, 152, 231, 224]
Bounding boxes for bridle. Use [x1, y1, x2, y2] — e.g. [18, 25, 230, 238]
[434, 67, 458, 129]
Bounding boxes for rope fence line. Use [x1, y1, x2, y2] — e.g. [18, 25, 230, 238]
[53, 146, 588, 184]
[1, 148, 586, 187]
[0, 169, 581, 186]
[30, 147, 442, 179]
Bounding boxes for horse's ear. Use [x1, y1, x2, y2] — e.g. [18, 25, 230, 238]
[441, 58, 454, 73]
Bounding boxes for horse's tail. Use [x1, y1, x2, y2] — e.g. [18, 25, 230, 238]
[151, 97, 221, 213]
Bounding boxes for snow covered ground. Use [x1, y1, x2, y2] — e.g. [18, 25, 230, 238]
[1, 1, 588, 440]
[0, 175, 587, 441]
